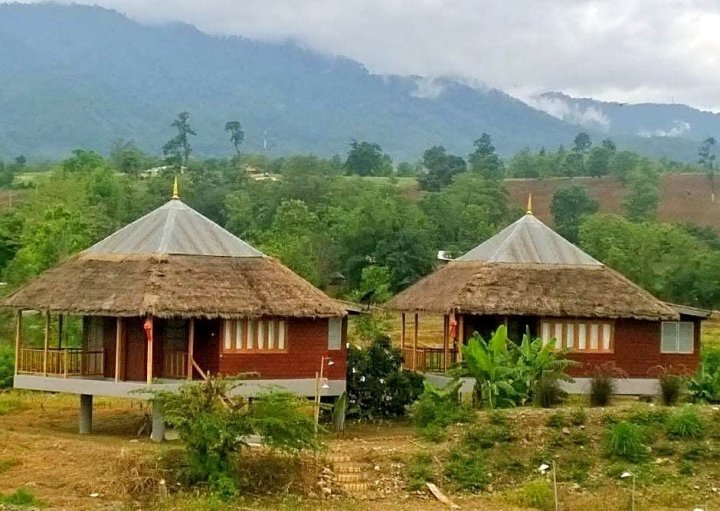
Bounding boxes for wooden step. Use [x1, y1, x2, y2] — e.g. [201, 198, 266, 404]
[339, 482, 370, 493]
[335, 473, 367, 483]
[334, 462, 372, 473]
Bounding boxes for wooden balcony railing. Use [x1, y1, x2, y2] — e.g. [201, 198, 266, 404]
[402, 346, 458, 373]
[163, 350, 188, 379]
[17, 348, 104, 377]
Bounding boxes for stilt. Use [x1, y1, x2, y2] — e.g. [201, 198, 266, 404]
[443, 314, 449, 372]
[150, 402, 165, 442]
[400, 313, 406, 369]
[413, 313, 419, 371]
[457, 315, 465, 363]
[79, 394, 93, 434]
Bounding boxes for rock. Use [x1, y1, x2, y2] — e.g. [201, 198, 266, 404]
[322, 487, 332, 496]
[562, 427, 570, 435]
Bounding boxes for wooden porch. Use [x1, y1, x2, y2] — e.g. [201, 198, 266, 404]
[17, 348, 104, 377]
[399, 312, 463, 374]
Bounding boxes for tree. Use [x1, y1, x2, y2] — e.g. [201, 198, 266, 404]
[224, 120, 244, 155]
[623, 161, 660, 221]
[417, 145, 466, 191]
[344, 140, 392, 176]
[573, 132, 592, 154]
[587, 139, 616, 178]
[163, 111, 196, 167]
[468, 133, 504, 179]
[698, 137, 717, 202]
[550, 185, 599, 243]
[109, 139, 144, 177]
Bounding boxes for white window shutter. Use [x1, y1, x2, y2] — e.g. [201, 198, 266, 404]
[328, 318, 342, 350]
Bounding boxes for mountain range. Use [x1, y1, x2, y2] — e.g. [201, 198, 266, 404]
[0, 3, 718, 162]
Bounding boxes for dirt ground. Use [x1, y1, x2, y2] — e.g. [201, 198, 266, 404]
[1, 392, 720, 510]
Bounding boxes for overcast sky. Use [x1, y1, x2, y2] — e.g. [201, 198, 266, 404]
[16, 0, 720, 112]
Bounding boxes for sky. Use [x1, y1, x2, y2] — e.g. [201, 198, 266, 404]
[13, 0, 720, 112]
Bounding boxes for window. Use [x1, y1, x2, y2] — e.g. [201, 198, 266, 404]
[223, 319, 287, 353]
[661, 321, 694, 354]
[328, 317, 342, 350]
[541, 320, 614, 353]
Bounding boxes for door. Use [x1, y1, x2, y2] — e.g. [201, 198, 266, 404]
[124, 318, 147, 381]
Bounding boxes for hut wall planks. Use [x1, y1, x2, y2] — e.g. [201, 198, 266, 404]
[218, 317, 347, 380]
[566, 318, 701, 378]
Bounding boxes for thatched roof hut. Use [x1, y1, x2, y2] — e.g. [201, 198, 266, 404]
[3, 197, 346, 319]
[386, 212, 678, 321]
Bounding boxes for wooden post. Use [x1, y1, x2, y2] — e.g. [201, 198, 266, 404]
[63, 348, 68, 378]
[443, 314, 449, 373]
[187, 319, 195, 380]
[14, 310, 22, 375]
[146, 316, 154, 385]
[43, 311, 50, 376]
[413, 313, 419, 371]
[58, 314, 64, 350]
[457, 315, 465, 363]
[114, 318, 122, 382]
[400, 313, 406, 368]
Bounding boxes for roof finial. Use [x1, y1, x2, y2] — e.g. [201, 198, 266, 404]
[172, 176, 179, 200]
[526, 193, 533, 215]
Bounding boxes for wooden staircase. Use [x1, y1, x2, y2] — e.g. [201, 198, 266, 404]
[326, 454, 372, 495]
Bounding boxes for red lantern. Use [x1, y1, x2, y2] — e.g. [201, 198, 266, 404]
[143, 318, 154, 343]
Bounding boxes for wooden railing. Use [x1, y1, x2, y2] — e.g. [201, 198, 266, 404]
[163, 351, 188, 379]
[402, 346, 458, 373]
[17, 348, 103, 377]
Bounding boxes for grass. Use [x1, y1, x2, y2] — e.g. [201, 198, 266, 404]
[0, 457, 20, 474]
[0, 487, 43, 507]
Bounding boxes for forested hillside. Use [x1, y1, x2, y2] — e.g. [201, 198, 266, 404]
[0, 4, 717, 161]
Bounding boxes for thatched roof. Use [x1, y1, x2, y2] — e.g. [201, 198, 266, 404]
[386, 214, 678, 321]
[2, 199, 345, 319]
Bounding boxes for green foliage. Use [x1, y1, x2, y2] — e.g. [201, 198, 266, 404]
[331, 392, 347, 434]
[468, 133, 504, 180]
[623, 161, 660, 221]
[460, 326, 575, 409]
[517, 480, 555, 511]
[689, 347, 720, 403]
[665, 406, 705, 439]
[152, 376, 317, 497]
[463, 421, 514, 449]
[0, 487, 42, 507]
[657, 370, 686, 406]
[163, 111, 196, 166]
[570, 407, 587, 426]
[344, 140, 392, 176]
[224, 121, 244, 155]
[0, 457, 19, 474]
[589, 363, 624, 407]
[546, 411, 569, 429]
[346, 335, 424, 419]
[410, 380, 473, 439]
[605, 421, 647, 462]
[0, 344, 14, 389]
[407, 452, 433, 491]
[443, 448, 489, 493]
[417, 145, 466, 191]
[550, 184, 598, 243]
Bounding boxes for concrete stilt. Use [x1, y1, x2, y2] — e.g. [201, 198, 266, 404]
[79, 394, 93, 435]
[150, 402, 165, 442]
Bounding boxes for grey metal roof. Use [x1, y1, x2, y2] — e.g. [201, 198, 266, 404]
[667, 302, 713, 319]
[85, 199, 263, 257]
[457, 213, 601, 265]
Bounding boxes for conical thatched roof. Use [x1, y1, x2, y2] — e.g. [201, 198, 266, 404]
[2, 198, 345, 319]
[386, 213, 678, 321]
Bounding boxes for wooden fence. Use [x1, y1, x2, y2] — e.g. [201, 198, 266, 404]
[163, 351, 188, 379]
[402, 346, 458, 373]
[17, 348, 104, 377]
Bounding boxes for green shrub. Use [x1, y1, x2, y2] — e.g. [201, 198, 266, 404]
[666, 407, 705, 439]
[570, 407, 587, 426]
[411, 380, 473, 439]
[347, 336, 424, 419]
[0, 458, 19, 474]
[0, 487, 42, 506]
[153, 376, 318, 498]
[688, 348, 720, 403]
[407, 452, 433, 491]
[682, 444, 709, 461]
[679, 459, 695, 476]
[443, 448, 489, 493]
[463, 422, 514, 449]
[590, 363, 625, 407]
[535, 374, 567, 408]
[546, 411, 568, 429]
[0, 344, 14, 389]
[627, 408, 668, 426]
[518, 480, 555, 510]
[605, 421, 646, 462]
[657, 370, 685, 406]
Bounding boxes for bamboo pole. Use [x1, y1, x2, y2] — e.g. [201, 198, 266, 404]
[114, 318, 122, 382]
[457, 315, 465, 363]
[14, 310, 22, 375]
[413, 313, 419, 371]
[58, 314, 64, 350]
[400, 313, 406, 369]
[443, 314, 449, 373]
[146, 317, 154, 385]
[187, 319, 195, 380]
[43, 311, 50, 376]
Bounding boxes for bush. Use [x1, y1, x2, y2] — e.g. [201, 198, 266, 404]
[0, 487, 42, 506]
[688, 348, 720, 404]
[518, 480, 554, 511]
[627, 408, 668, 426]
[152, 376, 318, 498]
[347, 335, 424, 419]
[605, 421, 646, 462]
[535, 374, 567, 408]
[656, 369, 685, 406]
[411, 380, 473, 439]
[666, 407, 705, 439]
[0, 344, 14, 389]
[463, 422, 514, 449]
[443, 448, 489, 492]
[407, 452, 433, 491]
[546, 411, 568, 429]
[590, 363, 626, 407]
[570, 407, 587, 426]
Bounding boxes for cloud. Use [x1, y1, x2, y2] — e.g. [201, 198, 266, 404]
[8, 0, 720, 111]
[524, 95, 611, 131]
[410, 77, 446, 99]
[637, 120, 692, 138]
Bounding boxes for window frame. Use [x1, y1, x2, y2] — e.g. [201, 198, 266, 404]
[660, 321, 695, 355]
[327, 317, 343, 350]
[222, 318, 288, 354]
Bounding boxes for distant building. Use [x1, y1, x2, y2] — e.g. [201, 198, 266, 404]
[386, 205, 710, 395]
[4, 181, 348, 436]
